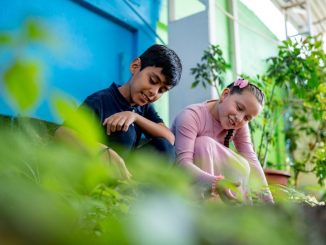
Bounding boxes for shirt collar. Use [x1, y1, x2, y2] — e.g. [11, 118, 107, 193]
[110, 82, 137, 110]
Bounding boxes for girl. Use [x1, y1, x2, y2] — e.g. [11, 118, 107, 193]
[172, 79, 273, 204]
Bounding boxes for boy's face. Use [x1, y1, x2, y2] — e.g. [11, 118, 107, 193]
[129, 58, 172, 106]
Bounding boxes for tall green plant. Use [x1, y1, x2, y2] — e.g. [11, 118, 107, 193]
[262, 35, 326, 186]
[256, 74, 286, 169]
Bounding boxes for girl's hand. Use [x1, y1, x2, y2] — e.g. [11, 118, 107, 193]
[103, 111, 138, 135]
[214, 178, 242, 205]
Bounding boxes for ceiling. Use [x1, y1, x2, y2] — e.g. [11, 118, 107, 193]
[271, 0, 326, 37]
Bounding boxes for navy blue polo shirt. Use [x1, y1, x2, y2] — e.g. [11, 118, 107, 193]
[80, 82, 163, 145]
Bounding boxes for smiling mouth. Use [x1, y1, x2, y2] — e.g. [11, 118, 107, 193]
[141, 92, 150, 103]
[228, 117, 235, 127]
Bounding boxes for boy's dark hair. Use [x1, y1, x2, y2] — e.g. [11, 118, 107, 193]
[224, 80, 265, 148]
[139, 44, 182, 87]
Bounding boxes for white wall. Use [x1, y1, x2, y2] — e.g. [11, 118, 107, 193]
[168, 2, 214, 126]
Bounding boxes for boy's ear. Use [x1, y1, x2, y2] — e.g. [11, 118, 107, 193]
[220, 88, 230, 102]
[130, 58, 141, 74]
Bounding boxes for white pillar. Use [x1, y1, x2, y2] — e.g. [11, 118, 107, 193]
[168, 0, 213, 125]
[306, 0, 313, 35]
[229, 0, 241, 77]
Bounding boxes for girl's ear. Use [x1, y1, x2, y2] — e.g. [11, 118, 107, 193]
[220, 88, 230, 102]
[130, 58, 141, 74]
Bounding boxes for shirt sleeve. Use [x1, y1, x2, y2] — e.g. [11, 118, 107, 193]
[173, 107, 217, 188]
[144, 103, 164, 124]
[233, 125, 274, 203]
[174, 107, 200, 163]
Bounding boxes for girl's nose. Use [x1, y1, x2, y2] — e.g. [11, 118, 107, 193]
[235, 114, 244, 124]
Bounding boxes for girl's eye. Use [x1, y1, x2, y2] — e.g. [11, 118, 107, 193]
[150, 78, 157, 84]
[244, 116, 249, 121]
[237, 105, 243, 111]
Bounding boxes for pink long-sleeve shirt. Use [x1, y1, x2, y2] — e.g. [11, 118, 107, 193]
[172, 101, 272, 201]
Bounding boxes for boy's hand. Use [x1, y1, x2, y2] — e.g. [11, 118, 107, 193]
[103, 111, 138, 135]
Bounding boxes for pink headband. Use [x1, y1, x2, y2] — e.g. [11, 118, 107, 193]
[234, 78, 248, 88]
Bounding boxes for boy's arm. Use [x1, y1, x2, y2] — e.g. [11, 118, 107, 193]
[103, 111, 175, 145]
[135, 114, 175, 144]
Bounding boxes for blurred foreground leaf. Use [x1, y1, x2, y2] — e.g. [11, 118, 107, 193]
[0, 33, 12, 45]
[51, 93, 105, 152]
[0, 117, 325, 245]
[24, 18, 48, 41]
[3, 59, 42, 113]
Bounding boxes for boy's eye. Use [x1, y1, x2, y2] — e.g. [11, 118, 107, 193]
[159, 88, 168, 93]
[150, 78, 157, 84]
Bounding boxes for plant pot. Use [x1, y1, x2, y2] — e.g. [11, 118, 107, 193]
[264, 168, 291, 186]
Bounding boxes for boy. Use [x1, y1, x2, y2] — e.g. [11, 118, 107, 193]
[56, 44, 182, 179]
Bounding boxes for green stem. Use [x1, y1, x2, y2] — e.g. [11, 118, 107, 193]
[258, 82, 277, 165]
[214, 82, 221, 98]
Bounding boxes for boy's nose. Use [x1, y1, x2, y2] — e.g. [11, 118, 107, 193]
[149, 87, 159, 98]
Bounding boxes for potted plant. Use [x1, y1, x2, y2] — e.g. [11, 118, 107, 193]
[247, 73, 292, 185]
[262, 35, 326, 187]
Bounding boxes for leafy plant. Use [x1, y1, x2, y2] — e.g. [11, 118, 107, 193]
[1, 121, 325, 245]
[261, 35, 326, 186]
[255, 74, 286, 169]
[190, 44, 231, 96]
[269, 184, 325, 206]
[0, 18, 48, 114]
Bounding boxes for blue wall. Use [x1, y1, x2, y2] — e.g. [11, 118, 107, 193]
[0, 0, 162, 122]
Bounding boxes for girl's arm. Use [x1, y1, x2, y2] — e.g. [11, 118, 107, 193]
[173, 108, 240, 202]
[233, 125, 274, 203]
[173, 108, 218, 187]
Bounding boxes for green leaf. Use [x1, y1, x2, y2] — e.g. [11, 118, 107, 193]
[3, 59, 42, 113]
[24, 19, 48, 41]
[51, 93, 105, 152]
[0, 33, 13, 45]
[191, 80, 200, 88]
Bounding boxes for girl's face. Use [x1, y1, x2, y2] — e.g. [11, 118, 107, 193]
[217, 88, 262, 130]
